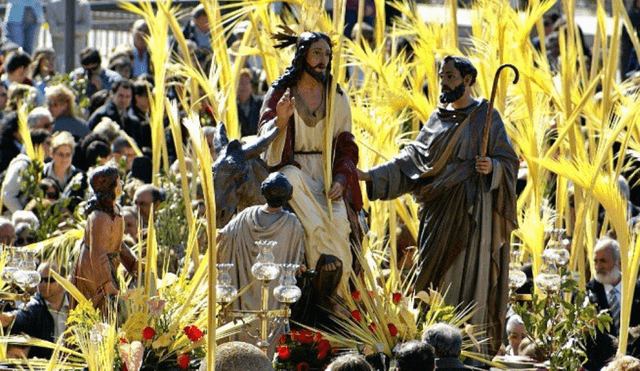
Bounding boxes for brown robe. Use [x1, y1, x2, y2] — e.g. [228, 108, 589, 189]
[366, 99, 518, 352]
[71, 206, 137, 313]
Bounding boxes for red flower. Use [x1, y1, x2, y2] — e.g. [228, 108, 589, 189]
[368, 322, 377, 332]
[184, 326, 203, 342]
[314, 332, 323, 342]
[142, 326, 155, 340]
[392, 292, 402, 304]
[317, 350, 328, 360]
[351, 310, 362, 322]
[297, 330, 314, 344]
[297, 362, 310, 371]
[120, 338, 127, 343]
[278, 333, 288, 344]
[177, 354, 190, 370]
[351, 291, 361, 301]
[277, 346, 291, 360]
[317, 339, 332, 353]
[388, 323, 398, 336]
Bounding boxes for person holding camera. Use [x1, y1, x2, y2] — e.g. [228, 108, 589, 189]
[70, 47, 122, 102]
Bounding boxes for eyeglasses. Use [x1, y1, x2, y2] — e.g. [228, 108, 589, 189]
[16, 236, 37, 245]
[40, 276, 57, 283]
[54, 151, 72, 158]
[46, 192, 58, 199]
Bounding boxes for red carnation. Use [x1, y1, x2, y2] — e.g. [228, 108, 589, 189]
[184, 325, 203, 342]
[120, 338, 127, 343]
[317, 350, 328, 360]
[177, 354, 190, 370]
[278, 333, 288, 344]
[317, 339, 332, 353]
[388, 323, 398, 337]
[297, 362, 310, 371]
[277, 346, 291, 360]
[351, 310, 362, 322]
[314, 332, 323, 342]
[368, 322, 377, 332]
[298, 330, 314, 344]
[392, 292, 402, 304]
[142, 326, 155, 340]
[351, 291, 361, 301]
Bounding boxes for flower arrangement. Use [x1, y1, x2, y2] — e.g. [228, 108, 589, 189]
[116, 274, 207, 371]
[273, 330, 337, 371]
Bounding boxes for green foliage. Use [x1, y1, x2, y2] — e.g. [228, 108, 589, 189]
[18, 160, 76, 241]
[513, 268, 611, 370]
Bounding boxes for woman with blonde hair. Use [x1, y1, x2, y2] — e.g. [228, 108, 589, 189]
[43, 131, 80, 190]
[45, 84, 89, 139]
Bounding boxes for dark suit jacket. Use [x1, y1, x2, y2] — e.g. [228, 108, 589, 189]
[237, 94, 263, 137]
[10, 293, 55, 359]
[88, 99, 142, 144]
[435, 357, 471, 370]
[584, 279, 640, 370]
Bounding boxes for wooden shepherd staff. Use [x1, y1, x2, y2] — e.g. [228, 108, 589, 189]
[481, 64, 519, 156]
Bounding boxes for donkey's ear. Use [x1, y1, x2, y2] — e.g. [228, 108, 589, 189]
[216, 121, 229, 147]
[243, 125, 279, 159]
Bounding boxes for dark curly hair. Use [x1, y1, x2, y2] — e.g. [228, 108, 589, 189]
[271, 32, 342, 95]
[86, 166, 120, 219]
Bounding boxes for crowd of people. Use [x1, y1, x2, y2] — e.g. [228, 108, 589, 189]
[0, 1, 639, 370]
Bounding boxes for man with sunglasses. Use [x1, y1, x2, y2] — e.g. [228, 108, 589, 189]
[8, 262, 69, 359]
[70, 47, 122, 101]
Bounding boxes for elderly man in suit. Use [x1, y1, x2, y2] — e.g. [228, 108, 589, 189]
[584, 237, 640, 371]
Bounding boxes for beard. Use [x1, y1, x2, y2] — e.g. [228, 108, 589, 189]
[303, 62, 328, 84]
[439, 82, 466, 104]
[595, 268, 622, 286]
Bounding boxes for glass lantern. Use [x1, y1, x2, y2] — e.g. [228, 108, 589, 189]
[251, 240, 281, 282]
[215, 263, 238, 304]
[273, 264, 302, 304]
[508, 250, 527, 292]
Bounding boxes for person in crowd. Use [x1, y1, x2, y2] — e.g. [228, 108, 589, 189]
[422, 323, 471, 370]
[129, 79, 151, 148]
[70, 47, 122, 101]
[0, 81, 9, 118]
[14, 221, 37, 246]
[621, 0, 640, 79]
[236, 68, 263, 137]
[179, 4, 211, 51]
[87, 89, 109, 117]
[393, 341, 436, 371]
[129, 19, 150, 78]
[121, 205, 139, 242]
[9, 262, 68, 359]
[26, 106, 53, 132]
[2, 129, 51, 214]
[44, 0, 92, 72]
[4, 0, 44, 55]
[11, 210, 39, 229]
[92, 117, 123, 143]
[584, 238, 640, 370]
[70, 166, 138, 313]
[43, 131, 79, 191]
[212, 341, 273, 371]
[326, 353, 373, 371]
[3, 50, 42, 105]
[0, 112, 23, 173]
[505, 315, 526, 356]
[46, 84, 89, 140]
[111, 136, 136, 170]
[87, 80, 142, 143]
[603, 355, 640, 371]
[108, 56, 132, 80]
[0, 42, 21, 76]
[6, 83, 38, 111]
[27, 47, 55, 98]
[0, 217, 15, 246]
[133, 184, 165, 227]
